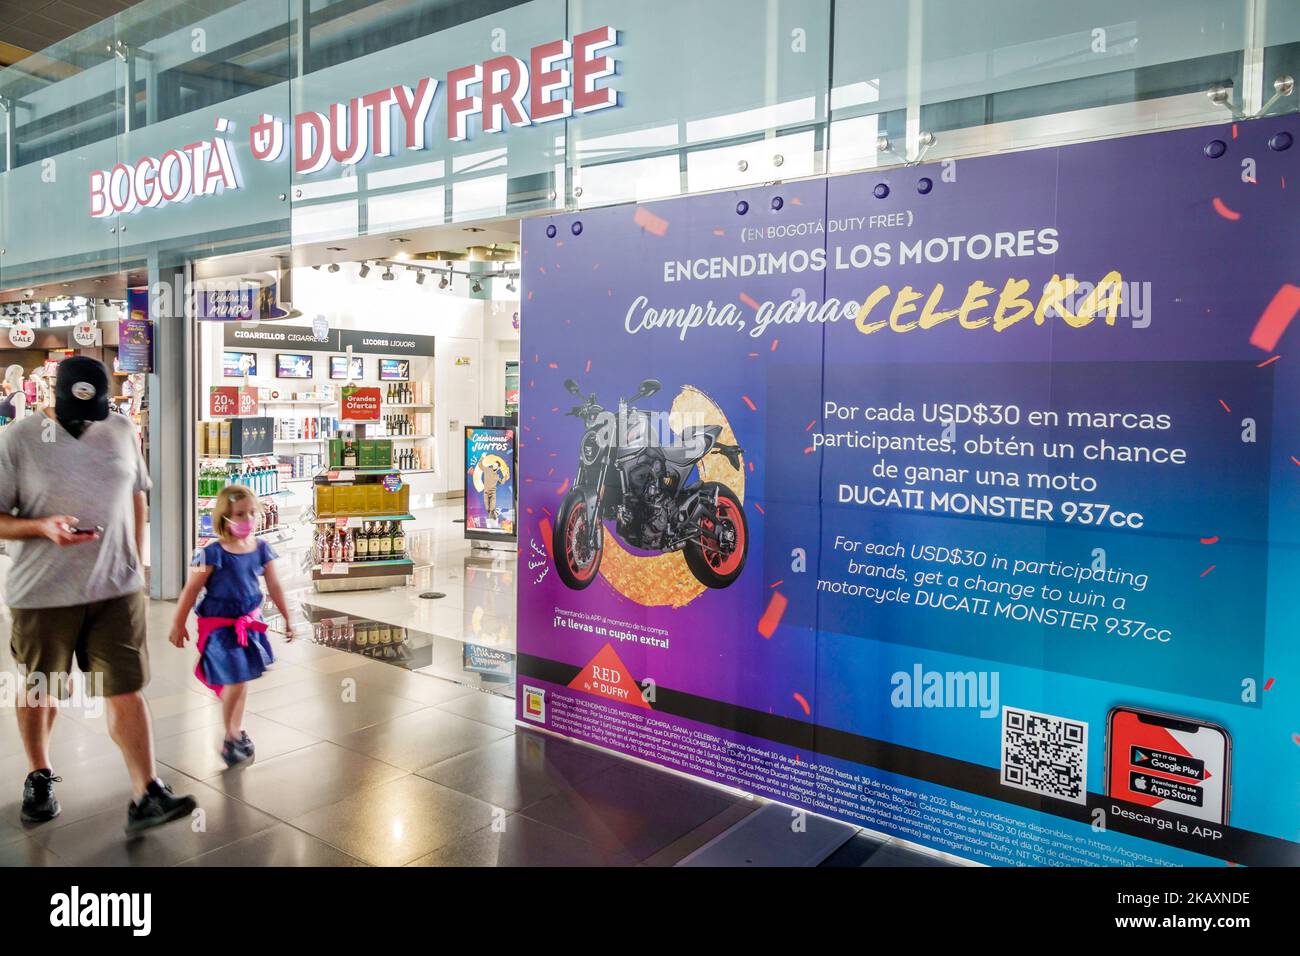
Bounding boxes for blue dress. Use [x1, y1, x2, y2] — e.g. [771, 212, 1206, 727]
[195, 539, 277, 689]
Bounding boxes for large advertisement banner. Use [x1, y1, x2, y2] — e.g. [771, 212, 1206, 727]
[516, 117, 1300, 866]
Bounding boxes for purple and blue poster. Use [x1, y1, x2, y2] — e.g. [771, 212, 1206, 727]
[465, 426, 517, 542]
[516, 116, 1300, 867]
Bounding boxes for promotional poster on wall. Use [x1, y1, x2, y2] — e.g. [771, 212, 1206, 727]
[515, 117, 1300, 868]
[466, 426, 517, 542]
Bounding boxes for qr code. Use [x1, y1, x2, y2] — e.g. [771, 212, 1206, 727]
[1000, 706, 1088, 804]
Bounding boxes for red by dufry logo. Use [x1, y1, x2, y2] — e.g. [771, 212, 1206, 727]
[569, 643, 651, 709]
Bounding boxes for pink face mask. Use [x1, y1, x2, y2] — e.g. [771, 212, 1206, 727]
[227, 518, 254, 540]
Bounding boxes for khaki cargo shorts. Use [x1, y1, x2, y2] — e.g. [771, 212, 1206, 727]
[9, 590, 149, 699]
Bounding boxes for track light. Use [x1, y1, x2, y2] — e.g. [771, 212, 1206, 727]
[439, 273, 450, 290]
[471, 279, 483, 293]
[358, 263, 371, 278]
[415, 271, 426, 286]
[328, 263, 340, 273]
[382, 266, 395, 281]
[506, 276, 517, 292]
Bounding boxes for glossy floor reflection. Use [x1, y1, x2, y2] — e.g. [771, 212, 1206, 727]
[0, 504, 951, 867]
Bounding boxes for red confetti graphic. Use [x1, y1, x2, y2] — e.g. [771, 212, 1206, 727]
[805, 420, 816, 431]
[1218, 399, 1231, 413]
[633, 206, 669, 236]
[1200, 565, 1216, 577]
[1251, 284, 1300, 352]
[748, 352, 759, 358]
[713, 229, 725, 236]
[792, 692, 811, 716]
[741, 395, 757, 411]
[1292, 455, 1300, 467]
[1200, 536, 1219, 545]
[754, 502, 765, 515]
[758, 591, 788, 639]
[803, 446, 815, 454]
[528, 291, 534, 300]
[770, 580, 784, 589]
[1231, 124, 1238, 139]
[1212, 197, 1241, 221]
[548, 362, 558, 369]
[791, 197, 803, 206]
[1264, 678, 1275, 691]
[747, 460, 754, 473]
[584, 359, 593, 373]
[1292, 733, 1300, 747]
[1258, 354, 1282, 368]
[739, 292, 761, 311]
[770, 339, 779, 352]
[538, 265, 547, 274]
[556, 477, 571, 495]
[539, 518, 554, 557]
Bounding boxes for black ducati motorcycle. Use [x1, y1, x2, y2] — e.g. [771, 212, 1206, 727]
[553, 378, 749, 590]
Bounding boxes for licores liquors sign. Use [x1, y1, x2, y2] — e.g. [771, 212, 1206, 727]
[88, 27, 619, 219]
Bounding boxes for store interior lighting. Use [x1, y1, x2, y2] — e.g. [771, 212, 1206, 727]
[358, 262, 371, 278]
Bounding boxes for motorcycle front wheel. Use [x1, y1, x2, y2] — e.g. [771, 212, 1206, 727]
[684, 482, 748, 588]
[554, 488, 603, 589]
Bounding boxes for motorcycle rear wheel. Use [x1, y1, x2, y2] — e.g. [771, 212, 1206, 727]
[684, 482, 748, 588]
[554, 489, 603, 590]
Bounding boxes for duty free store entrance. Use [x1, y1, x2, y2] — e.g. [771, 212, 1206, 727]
[192, 224, 522, 693]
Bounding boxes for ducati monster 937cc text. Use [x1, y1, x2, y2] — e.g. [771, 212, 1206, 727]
[553, 378, 749, 590]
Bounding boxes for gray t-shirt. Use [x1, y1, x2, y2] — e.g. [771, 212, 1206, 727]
[0, 411, 151, 609]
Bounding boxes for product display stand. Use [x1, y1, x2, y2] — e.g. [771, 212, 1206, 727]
[196, 452, 295, 548]
[311, 419, 416, 592]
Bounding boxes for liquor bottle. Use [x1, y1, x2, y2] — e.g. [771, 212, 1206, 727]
[377, 521, 392, 559]
[392, 521, 405, 559]
[345, 528, 355, 563]
[356, 522, 370, 561]
[342, 438, 357, 468]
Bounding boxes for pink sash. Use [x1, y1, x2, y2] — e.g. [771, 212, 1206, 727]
[194, 612, 268, 697]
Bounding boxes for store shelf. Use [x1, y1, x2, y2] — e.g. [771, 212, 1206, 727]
[317, 468, 404, 479]
[382, 403, 433, 408]
[197, 488, 294, 503]
[201, 454, 279, 464]
[312, 558, 413, 580]
[274, 438, 327, 444]
[316, 513, 415, 525]
[373, 433, 434, 440]
[260, 399, 338, 406]
[199, 526, 295, 545]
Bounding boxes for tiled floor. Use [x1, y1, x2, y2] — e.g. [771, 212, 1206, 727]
[0, 505, 951, 867]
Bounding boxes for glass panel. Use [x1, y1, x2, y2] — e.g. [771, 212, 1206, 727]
[289, 0, 566, 246]
[830, 0, 1253, 173]
[0, 17, 122, 288]
[113, 0, 295, 271]
[566, 0, 833, 207]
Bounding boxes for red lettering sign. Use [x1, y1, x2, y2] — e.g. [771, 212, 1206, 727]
[341, 386, 382, 421]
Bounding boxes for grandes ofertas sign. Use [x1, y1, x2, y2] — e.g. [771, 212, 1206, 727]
[340, 386, 382, 422]
[516, 117, 1300, 867]
[88, 27, 619, 219]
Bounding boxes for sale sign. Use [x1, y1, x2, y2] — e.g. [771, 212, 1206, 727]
[340, 386, 381, 421]
[209, 386, 258, 417]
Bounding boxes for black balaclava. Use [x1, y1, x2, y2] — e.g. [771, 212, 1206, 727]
[54, 356, 111, 439]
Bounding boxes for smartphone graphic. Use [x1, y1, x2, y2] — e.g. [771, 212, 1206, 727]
[1105, 707, 1231, 824]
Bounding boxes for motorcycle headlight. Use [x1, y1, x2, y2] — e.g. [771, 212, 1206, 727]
[581, 430, 603, 466]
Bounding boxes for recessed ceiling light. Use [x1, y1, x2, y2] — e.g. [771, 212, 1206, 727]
[463, 226, 485, 233]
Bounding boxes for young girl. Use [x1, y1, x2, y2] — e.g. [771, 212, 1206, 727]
[170, 485, 292, 766]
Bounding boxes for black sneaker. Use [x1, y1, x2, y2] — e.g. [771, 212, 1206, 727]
[124, 780, 197, 834]
[21, 769, 61, 823]
[238, 731, 255, 759]
[221, 734, 254, 767]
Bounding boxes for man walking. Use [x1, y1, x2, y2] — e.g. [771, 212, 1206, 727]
[0, 356, 196, 833]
